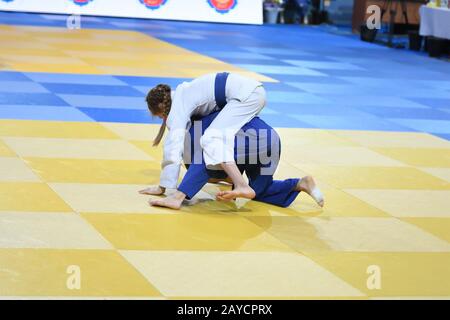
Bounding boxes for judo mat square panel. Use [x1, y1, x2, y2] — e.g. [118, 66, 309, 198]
[0, 11, 449, 299]
[1, 120, 449, 299]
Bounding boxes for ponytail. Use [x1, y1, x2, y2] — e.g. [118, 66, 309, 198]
[153, 117, 167, 146]
[146, 83, 172, 147]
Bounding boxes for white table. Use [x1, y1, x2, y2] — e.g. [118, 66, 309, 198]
[419, 5, 450, 40]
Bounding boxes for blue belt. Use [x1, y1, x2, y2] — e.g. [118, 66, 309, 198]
[214, 72, 229, 110]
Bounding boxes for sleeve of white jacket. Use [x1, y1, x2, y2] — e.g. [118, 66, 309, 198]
[159, 91, 191, 189]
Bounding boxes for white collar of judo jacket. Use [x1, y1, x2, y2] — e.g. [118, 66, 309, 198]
[181, 119, 281, 178]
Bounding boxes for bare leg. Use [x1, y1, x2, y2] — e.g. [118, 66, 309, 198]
[216, 162, 255, 201]
[295, 176, 324, 207]
[149, 190, 186, 210]
[208, 177, 233, 185]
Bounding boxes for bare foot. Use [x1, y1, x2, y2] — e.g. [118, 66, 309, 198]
[139, 185, 165, 195]
[216, 186, 256, 201]
[148, 191, 186, 210]
[296, 176, 324, 207]
[216, 193, 233, 202]
[149, 197, 183, 210]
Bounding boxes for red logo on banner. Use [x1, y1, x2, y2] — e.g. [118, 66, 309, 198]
[207, 0, 237, 14]
[139, 0, 168, 10]
[71, 0, 93, 6]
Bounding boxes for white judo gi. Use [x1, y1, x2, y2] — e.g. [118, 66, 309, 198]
[159, 73, 266, 189]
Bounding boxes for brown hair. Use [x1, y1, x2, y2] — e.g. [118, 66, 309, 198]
[146, 84, 172, 146]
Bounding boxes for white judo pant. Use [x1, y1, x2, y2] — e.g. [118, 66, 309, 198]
[200, 86, 266, 169]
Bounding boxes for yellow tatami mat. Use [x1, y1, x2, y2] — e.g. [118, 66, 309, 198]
[1, 119, 449, 298]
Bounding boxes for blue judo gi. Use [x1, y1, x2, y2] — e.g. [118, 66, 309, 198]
[177, 112, 301, 207]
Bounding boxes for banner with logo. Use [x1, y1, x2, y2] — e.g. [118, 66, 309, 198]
[0, 0, 263, 25]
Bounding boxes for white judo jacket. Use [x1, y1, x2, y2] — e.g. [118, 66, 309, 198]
[160, 73, 262, 189]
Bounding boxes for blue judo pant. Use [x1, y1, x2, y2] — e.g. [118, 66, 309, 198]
[177, 112, 300, 208]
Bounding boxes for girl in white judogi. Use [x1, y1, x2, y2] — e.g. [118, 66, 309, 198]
[140, 72, 266, 203]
